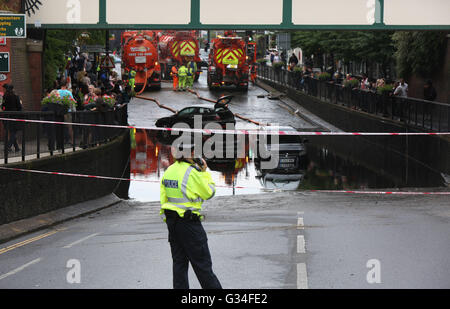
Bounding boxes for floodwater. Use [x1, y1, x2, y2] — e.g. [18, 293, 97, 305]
[128, 129, 446, 202]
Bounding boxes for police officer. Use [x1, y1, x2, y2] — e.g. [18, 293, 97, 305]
[160, 144, 222, 289]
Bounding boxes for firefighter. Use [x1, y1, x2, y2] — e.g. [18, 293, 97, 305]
[186, 59, 197, 89]
[170, 65, 179, 91]
[129, 69, 137, 92]
[178, 64, 188, 91]
[160, 144, 222, 289]
[250, 63, 257, 84]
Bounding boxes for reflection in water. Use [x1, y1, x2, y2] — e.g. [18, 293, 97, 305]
[128, 129, 445, 202]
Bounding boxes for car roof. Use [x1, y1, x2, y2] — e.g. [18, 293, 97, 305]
[261, 125, 297, 131]
[180, 105, 213, 110]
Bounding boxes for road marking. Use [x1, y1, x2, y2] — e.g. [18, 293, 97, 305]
[297, 217, 304, 229]
[297, 235, 305, 253]
[297, 263, 308, 289]
[0, 258, 42, 281]
[0, 229, 65, 256]
[63, 233, 99, 249]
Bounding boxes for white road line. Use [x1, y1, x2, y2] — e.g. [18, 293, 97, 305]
[297, 235, 305, 253]
[297, 217, 304, 229]
[0, 258, 42, 281]
[296, 263, 308, 289]
[63, 233, 99, 249]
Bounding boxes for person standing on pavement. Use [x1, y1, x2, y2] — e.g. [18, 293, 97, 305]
[160, 145, 222, 289]
[170, 65, 179, 91]
[1, 84, 22, 153]
[178, 63, 188, 91]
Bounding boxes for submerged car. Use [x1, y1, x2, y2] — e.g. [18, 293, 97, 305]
[255, 125, 308, 172]
[155, 96, 236, 130]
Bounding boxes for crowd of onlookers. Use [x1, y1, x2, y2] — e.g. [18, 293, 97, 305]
[42, 52, 132, 114]
[272, 51, 438, 101]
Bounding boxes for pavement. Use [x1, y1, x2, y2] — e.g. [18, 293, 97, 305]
[0, 192, 449, 288]
[0, 194, 121, 244]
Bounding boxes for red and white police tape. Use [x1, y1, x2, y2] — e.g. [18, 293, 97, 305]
[0, 117, 449, 136]
[0, 166, 448, 195]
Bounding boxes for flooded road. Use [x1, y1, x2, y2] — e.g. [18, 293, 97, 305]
[127, 69, 446, 202]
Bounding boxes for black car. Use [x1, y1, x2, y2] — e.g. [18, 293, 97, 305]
[255, 125, 308, 172]
[155, 95, 236, 131]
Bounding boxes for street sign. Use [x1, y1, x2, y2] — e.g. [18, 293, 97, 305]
[0, 52, 10, 73]
[0, 14, 26, 38]
[100, 55, 115, 69]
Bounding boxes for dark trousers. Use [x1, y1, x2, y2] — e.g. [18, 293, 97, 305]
[6, 126, 19, 151]
[165, 215, 222, 289]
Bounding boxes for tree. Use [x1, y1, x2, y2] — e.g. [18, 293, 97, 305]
[291, 31, 395, 75]
[392, 31, 447, 79]
[43, 30, 106, 90]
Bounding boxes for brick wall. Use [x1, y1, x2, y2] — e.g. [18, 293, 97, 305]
[10, 38, 34, 110]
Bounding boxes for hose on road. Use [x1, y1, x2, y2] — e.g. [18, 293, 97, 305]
[187, 89, 266, 126]
[135, 95, 178, 114]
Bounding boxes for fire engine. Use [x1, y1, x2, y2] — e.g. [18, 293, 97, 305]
[207, 31, 256, 90]
[121, 31, 161, 91]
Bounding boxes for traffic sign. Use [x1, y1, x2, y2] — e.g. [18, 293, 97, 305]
[0, 52, 10, 73]
[100, 55, 115, 69]
[0, 37, 6, 45]
[0, 14, 26, 38]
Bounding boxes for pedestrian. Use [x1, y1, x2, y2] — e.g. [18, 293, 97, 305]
[394, 78, 408, 98]
[178, 63, 188, 91]
[171, 64, 179, 91]
[360, 73, 370, 90]
[160, 144, 222, 289]
[423, 80, 437, 101]
[1, 84, 23, 153]
[289, 53, 298, 67]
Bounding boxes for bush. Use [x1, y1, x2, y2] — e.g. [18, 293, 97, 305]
[272, 62, 284, 71]
[293, 66, 303, 73]
[318, 72, 331, 81]
[256, 58, 267, 65]
[343, 78, 359, 88]
[377, 84, 394, 95]
[41, 92, 77, 111]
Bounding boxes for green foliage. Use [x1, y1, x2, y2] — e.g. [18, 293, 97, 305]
[272, 62, 284, 70]
[44, 30, 106, 90]
[291, 31, 395, 68]
[392, 31, 447, 79]
[41, 92, 76, 111]
[293, 66, 303, 73]
[102, 95, 116, 108]
[256, 58, 267, 64]
[343, 78, 359, 88]
[377, 84, 394, 95]
[318, 72, 331, 81]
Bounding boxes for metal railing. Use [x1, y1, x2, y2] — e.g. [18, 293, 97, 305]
[257, 65, 450, 132]
[1, 104, 128, 164]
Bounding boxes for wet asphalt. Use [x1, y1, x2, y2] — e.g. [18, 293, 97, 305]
[0, 59, 449, 289]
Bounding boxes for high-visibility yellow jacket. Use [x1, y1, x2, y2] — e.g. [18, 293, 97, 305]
[178, 66, 188, 77]
[160, 161, 216, 220]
